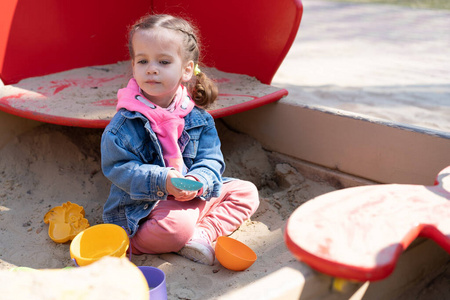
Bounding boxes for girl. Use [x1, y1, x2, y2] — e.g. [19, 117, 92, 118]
[101, 14, 259, 265]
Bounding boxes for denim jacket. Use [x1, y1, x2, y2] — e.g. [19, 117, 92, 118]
[101, 107, 225, 237]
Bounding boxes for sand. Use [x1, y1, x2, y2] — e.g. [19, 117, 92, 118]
[0, 121, 336, 299]
[0, 121, 449, 300]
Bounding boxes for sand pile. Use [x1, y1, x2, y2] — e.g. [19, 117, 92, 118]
[0, 121, 335, 299]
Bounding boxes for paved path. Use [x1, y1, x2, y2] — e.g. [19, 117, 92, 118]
[273, 0, 450, 133]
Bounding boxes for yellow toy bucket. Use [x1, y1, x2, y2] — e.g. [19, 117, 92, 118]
[70, 224, 129, 266]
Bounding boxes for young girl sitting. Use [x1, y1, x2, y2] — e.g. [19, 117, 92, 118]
[101, 14, 259, 265]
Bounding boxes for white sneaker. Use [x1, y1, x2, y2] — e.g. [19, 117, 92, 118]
[178, 237, 215, 266]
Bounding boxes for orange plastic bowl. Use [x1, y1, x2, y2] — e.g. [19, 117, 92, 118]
[215, 236, 257, 271]
[70, 224, 129, 266]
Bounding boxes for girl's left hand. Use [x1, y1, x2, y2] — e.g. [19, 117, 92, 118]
[166, 170, 198, 201]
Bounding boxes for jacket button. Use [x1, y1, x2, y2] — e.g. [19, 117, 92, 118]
[157, 191, 164, 197]
[143, 204, 149, 210]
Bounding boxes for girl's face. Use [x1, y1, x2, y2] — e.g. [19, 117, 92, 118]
[131, 28, 194, 108]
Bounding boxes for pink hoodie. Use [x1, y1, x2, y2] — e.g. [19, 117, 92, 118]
[116, 79, 195, 173]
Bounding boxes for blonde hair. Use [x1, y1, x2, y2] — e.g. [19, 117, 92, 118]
[128, 14, 218, 108]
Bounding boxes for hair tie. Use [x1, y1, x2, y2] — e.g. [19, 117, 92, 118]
[194, 64, 201, 76]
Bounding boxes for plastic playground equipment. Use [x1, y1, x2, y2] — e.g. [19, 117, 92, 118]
[0, 0, 303, 127]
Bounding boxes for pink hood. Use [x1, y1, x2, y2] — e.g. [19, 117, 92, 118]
[116, 79, 195, 173]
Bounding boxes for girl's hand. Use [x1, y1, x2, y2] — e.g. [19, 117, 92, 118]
[166, 170, 198, 202]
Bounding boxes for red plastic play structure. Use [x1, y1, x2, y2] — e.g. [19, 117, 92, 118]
[0, 0, 303, 127]
[285, 166, 450, 282]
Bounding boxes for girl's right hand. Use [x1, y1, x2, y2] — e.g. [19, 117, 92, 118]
[166, 170, 198, 201]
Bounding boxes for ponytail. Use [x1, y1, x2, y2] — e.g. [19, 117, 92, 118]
[189, 71, 218, 109]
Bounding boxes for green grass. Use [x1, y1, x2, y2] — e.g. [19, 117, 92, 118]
[328, 0, 450, 10]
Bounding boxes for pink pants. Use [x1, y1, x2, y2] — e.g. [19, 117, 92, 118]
[131, 180, 259, 254]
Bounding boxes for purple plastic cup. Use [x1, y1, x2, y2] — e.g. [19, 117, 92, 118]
[138, 266, 167, 300]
